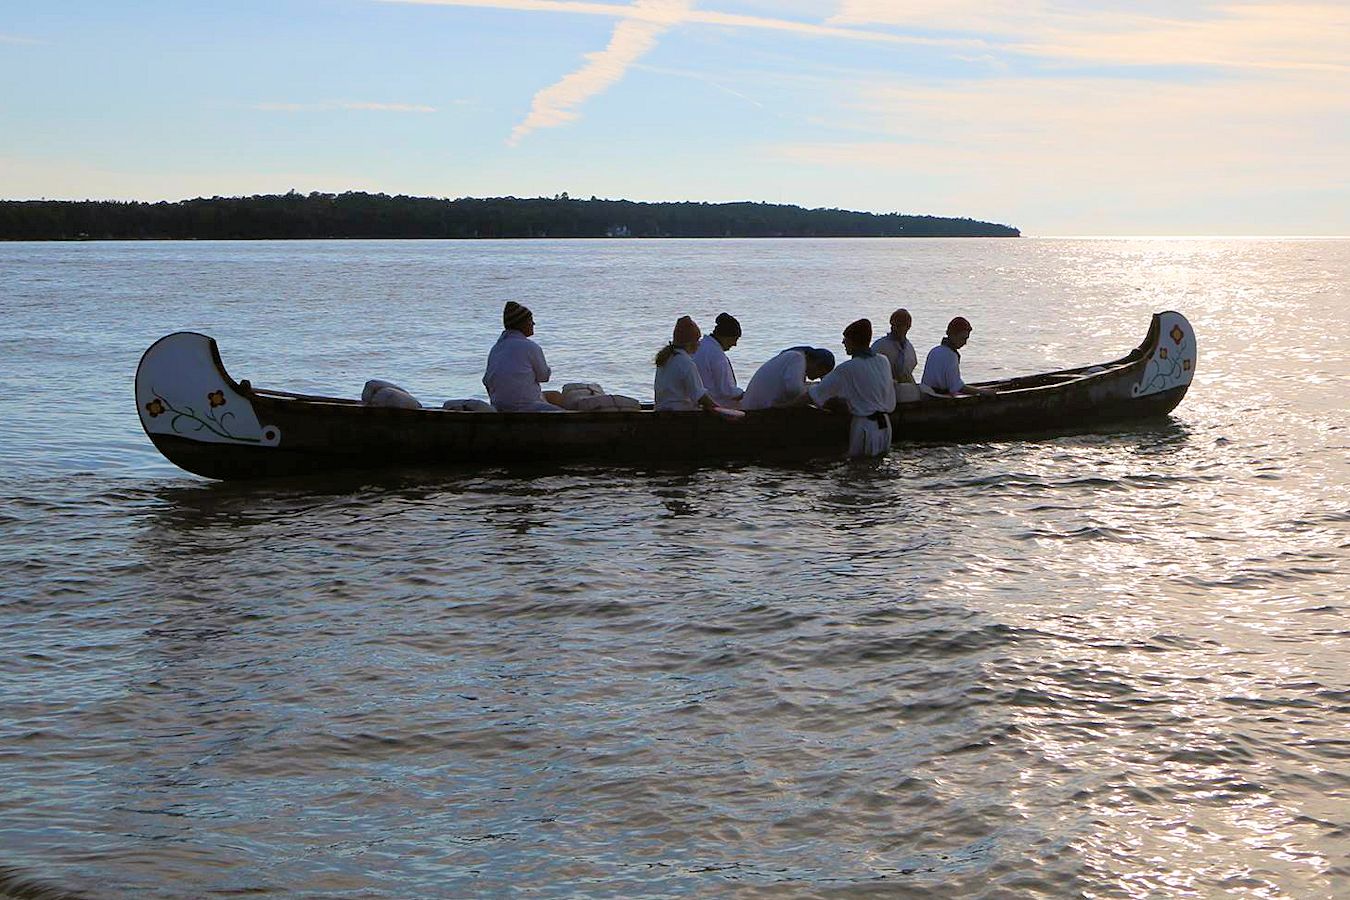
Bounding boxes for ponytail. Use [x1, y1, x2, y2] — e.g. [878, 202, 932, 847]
[655, 343, 679, 368]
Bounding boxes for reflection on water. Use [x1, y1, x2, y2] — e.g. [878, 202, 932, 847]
[1, 239, 1347, 896]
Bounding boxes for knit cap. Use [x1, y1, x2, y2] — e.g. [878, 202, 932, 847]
[673, 316, 701, 345]
[503, 301, 533, 331]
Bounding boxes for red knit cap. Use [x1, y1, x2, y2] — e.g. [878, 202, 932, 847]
[673, 316, 701, 345]
[843, 318, 872, 347]
[947, 316, 973, 335]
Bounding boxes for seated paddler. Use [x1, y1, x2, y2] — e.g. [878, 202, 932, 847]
[741, 346, 836, 410]
[871, 307, 917, 384]
[483, 301, 565, 412]
[807, 318, 897, 458]
[692, 312, 744, 407]
[920, 316, 995, 398]
[654, 316, 718, 412]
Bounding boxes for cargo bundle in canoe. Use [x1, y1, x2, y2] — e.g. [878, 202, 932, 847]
[136, 311, 1195, 480]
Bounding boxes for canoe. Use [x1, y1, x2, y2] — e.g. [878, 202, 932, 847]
[136, 311, 1195, 480]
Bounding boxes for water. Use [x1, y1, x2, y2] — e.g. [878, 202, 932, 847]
[1, 239, 1347, 897]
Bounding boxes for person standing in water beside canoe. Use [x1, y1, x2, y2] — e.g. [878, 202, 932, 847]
[921, 316, 996, 397]
[483, 301, 566, 411]
[806, 318, 896, 457]
[655, 316, 719, 412]
[692, 312, 744, 408]
[871, 307, 918, 384]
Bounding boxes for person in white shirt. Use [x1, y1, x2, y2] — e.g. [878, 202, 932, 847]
[920, 316, 996, 397]
[741, 347, 836, 410]
[808, 318, 897, 457]
[871, 308, 918, 384]
[482, 301, 565, 412]
[654, 316, 717, 412]
[692, 312, 744, 407]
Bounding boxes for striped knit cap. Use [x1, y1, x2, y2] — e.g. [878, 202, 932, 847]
[503, 301, 533, 330]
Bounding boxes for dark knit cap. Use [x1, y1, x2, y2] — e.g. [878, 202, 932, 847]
[503, 301, 533, 330]
[843, 318, 872, 347]
[713, 312, 742, 338]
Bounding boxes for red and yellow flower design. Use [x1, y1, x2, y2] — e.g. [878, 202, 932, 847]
[208, 390, 226, 408]
[145, 398, 166, 418]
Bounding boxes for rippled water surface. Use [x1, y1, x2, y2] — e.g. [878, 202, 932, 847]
[1, 239, 1347, 898]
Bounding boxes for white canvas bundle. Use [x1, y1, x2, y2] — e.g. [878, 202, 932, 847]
[561, 383, 607, 410]
[362, 380, 422, 409]
[441, 399, 495, 412]
[572, 393, 641, 412]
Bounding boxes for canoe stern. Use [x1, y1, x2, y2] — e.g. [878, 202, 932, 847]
[135, 332, 282, 457]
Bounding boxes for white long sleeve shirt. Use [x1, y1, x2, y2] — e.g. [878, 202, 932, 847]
[483, 330, 553, 411]
[741, 349, 808, 410]
[920, 342, 964, 395]
[654, 349, 709, 411]
[692, 335, 743, 406]
[872, 333, 917, 383]
[808, 353, 895, 416]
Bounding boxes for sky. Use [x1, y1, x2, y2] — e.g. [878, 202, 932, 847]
[1, 0, 1347, 234]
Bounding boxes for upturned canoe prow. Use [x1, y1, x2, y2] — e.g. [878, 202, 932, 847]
[136, 311, 1196, 480]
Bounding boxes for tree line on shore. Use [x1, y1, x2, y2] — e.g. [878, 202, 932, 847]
[0, 191, 1020, 240]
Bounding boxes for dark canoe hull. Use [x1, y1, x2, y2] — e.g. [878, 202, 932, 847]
[136, 311, 1196, 480]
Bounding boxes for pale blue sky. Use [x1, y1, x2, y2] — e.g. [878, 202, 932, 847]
[2, 1, 1347, 234]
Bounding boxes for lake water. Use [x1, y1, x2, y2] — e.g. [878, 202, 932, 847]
[1, 238, 1347, 898]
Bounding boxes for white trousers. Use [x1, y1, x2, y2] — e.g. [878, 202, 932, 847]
[848, 414, 892, 458]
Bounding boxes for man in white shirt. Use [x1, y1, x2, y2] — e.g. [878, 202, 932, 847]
[808, 319, 897, 457]
[482, 301, 565, 411]
[742, 347, 835, 410]
[871, 308, 918, 384]
[692, 312, 744, 407]
[920, 316, 995, 397]
[655, 316, 717, 412]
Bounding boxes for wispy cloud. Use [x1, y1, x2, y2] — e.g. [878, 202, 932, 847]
[509, 0, 691, 145]
[387, 0, 984, 145]
[770, 70, 1350, 228]
[254, 101, 438, 112]
[0, 32, 42, 45]
[831, 1, 1350, 73]
[382, 0, 986, 49]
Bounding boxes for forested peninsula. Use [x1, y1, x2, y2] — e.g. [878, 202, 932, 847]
[0, 192, 1019, 240]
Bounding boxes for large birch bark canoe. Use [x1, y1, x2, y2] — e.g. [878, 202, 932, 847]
[136, 311, 1196, 480]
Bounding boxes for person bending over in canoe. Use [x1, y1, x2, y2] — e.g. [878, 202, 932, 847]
[655, 316, 718, 412]
[483, 301, 566, 412]
[692, 312, 745, 408]
[921, 316, 996, 398]
[741, 347, 836, 410]
[871, 307, 917, 384]
[806, 318, 896, 458]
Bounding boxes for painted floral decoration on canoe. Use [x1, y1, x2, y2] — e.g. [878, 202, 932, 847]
[145, 385, 260, 443]
[1133, 316, 1195, 398]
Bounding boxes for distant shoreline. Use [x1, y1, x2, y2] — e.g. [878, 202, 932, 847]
[0, 191, 1020, 241]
